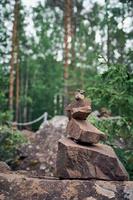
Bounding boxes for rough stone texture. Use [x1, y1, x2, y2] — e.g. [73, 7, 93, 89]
[71, 106, 91, 120]
[66, 97, 91, 120]
[0, 162, 11, 173]
[0, 172, 133, 200]
[56, 138, 129, 181]
[39, 115, 68, 130]
[67, 118, 106, 144]
[12, 116, 68, 177]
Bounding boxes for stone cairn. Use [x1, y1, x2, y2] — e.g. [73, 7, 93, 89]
[56, 90, 129, 181]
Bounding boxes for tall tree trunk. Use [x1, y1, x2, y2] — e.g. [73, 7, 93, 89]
[64, 0, 73, 110]
[15, 4, 20, 121]
[19, 57, 24, 126]
[105, 0, 110, 66]
[71, 3, 76, 69]
[23, 65, 28, 123]
[119, 3, 125, 64]
[9, 0, 19, 115]
[15, 52, 19, 121]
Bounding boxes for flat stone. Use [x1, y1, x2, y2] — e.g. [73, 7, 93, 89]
[66, 118, 106, 144]
[56, 138, 129, 181]
[66, 98, 91, 120]
[0, 172, 133, 200]
[71, 106, 91, 120]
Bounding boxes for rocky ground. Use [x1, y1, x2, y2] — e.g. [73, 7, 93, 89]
[12, 116, 68, 177]
[0, 167, 133, 200]
[0, 115, 133, 200]
[9, 114, 125, 177]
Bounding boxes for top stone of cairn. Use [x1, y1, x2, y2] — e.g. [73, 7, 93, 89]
[66, 89, 91, 120]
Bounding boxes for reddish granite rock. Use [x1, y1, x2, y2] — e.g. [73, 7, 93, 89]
[66, 118, 106, 144]
[0, 162, 11, 173]
[0, 172, 133, 200]
[13, 117, 68, 177]
[66, 90, 91, 120]
[56, 138, 129, 181]
[71, 106, 91, 120]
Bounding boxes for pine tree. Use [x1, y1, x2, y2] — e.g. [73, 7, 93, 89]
[9, 0, 20, 116]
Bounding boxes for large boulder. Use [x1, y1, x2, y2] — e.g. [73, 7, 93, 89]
[0, 171, 133, 200]
[56, 138, 129, 181]
[0, 161, 11, 173]
[39, 115, 68, 130]
[66, 118, 106, 144]
[13, 116, 68, 177]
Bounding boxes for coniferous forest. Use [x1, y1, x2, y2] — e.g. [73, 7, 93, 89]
[0, 0, 133, 181]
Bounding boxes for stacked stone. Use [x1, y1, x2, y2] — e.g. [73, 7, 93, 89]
[56, 90, 129, 181]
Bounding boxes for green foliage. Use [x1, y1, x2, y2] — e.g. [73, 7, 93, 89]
[0, 111, 13, 125]
[87, 62, 133, 180]
[88, 115, 133, 180]
[114, 148, 133, 180]
[88, 63, 133, 120]
[0, 125, 27, 162]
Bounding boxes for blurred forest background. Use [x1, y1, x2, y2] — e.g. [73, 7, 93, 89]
[0, 0, 133, 179]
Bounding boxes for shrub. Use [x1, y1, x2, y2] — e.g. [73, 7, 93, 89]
[0, 125, 27, 163]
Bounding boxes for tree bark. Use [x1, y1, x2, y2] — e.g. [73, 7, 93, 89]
[15, 53, 19, 121]
[64, 0, 74, 110]
[23, 65, 28, 123]
[9, 0, 19, 115]
[105, 0, 110, 66]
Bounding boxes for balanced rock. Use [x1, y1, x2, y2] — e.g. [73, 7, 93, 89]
[66, 89, 91, 120]
[56, 138, 129, 181]
[71, 106, 91, 120]
[67, 118, 106, 144]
